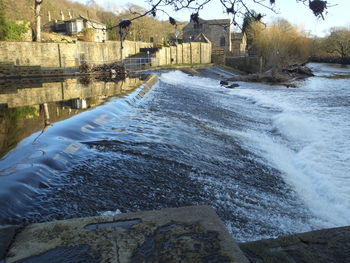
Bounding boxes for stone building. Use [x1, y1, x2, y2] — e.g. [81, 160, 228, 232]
[231, 32, 247, 56]
[44, 16, 107, 42]
[183, 18, 231, 53]
[64, 16, 107, 42]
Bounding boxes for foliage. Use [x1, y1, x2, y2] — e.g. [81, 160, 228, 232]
[6, 106, 39, 120]
[0, 0, 8, 40]
[106, 21, 117, 40]
[3, 20, 28, 40]
[309, 37, 328, 57]
[242, 10, 263, 34]
[324, 28, 350, 63]
[0, 0, 29, 41]
[80, 27, 95, 41]
[248, 19, 311, 72]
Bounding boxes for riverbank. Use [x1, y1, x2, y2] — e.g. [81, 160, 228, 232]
[223, 64, 314, 88]
[309, 56, 350, 65]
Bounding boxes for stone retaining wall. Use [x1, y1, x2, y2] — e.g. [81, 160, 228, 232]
[0, 41, 212, 77]
[0, 41, 152, 69]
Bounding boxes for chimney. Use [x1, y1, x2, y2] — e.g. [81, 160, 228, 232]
[60, 10, 65, 21]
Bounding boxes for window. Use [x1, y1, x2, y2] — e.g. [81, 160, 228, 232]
[220, 36, 225, 47]
[71, 22, 77, 32]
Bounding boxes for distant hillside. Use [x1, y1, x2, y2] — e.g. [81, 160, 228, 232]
[3, 0, 116, 25]
[2, 0, 185, 43]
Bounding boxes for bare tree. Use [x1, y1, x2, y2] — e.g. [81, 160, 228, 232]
[125, 0, 330, 26]
[325, 28, 350, 63]
[107, 0, 330, 44]
[34, 0, 43, 42]
[248, 19, 311, 73]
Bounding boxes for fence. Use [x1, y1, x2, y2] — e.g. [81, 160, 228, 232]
[212, 48, 225, 55]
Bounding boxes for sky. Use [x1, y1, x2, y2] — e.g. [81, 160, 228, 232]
[72, 0, 350, 37]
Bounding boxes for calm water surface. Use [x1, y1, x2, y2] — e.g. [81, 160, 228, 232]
[0, 64, 349, 242]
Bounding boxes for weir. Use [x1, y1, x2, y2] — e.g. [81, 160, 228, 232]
[1, 65, 350, 262]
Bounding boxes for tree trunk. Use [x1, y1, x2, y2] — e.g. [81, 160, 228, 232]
[35, 0, 43, 42]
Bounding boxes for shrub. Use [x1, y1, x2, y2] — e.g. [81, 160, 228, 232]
[79, 28, 96, 42]
[3, 20, 28, 40]
[248, 19, 311, 72]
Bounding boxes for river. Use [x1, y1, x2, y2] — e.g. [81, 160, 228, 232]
[0, 63, 349, 242]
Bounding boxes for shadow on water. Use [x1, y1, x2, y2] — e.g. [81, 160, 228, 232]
[0, 76, 144, 159]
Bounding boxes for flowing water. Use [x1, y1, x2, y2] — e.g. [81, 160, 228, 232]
[0, 63, 349, 242]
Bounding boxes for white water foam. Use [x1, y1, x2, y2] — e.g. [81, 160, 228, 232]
[158, 66, 350, 232]
[99, 209, 122, 216]
[227, 78, 350, 227]
[160, 70, 220, 90]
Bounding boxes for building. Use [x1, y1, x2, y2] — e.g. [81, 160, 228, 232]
[44, 16, 107, 42]
[231, 32, 247, 56]
[183, 18, 231, 53]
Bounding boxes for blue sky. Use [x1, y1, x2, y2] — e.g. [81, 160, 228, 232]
[72, 0, 349, 36]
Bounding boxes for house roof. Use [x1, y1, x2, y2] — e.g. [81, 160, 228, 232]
[194, 33, 211, 43]
[206, 19, 231, 25]
[64, 16, 105, 26]
[183, 17, 231, 31]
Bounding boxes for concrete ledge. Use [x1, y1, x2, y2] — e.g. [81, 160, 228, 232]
[0, 225, 20, 262]
[4, 206, 249, 263]
[143, 73, 157, 88]
[239, 226, 350, 263]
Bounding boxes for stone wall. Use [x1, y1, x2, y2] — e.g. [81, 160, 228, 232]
[153, 42, 212, 66]
[225, 56, 262, 73]
[0, 41, 211, 72]
[0, 41, 152, 69]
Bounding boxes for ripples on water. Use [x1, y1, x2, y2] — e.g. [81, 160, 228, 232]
[0, 64, 349, 242]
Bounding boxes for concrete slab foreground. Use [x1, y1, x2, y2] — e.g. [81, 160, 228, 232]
[3, 206, 249, 263]
[239, 225, 350, 263]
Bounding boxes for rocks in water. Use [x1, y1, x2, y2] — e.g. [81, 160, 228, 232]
[220, 80, 229, 86]
[284, 83, 297, 88]
[226, 83, 240, 89]
[92, 62, 126, 76]
[78, 62, 127, 82]
[226, 64, 314, 87]
[220, 80, 240, 89]
[283, 64, 314, 77]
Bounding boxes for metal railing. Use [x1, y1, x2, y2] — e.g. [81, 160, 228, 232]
[56, 56, 159, 72]
[123, 57, 158, 71]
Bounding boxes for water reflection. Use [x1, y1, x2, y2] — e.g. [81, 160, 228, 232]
[0, 76, 142, 159]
